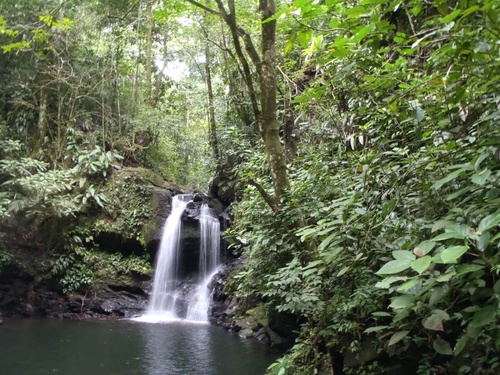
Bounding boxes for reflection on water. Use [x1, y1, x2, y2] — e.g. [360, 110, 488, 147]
[0, 318, 280, 375]
[140, 322, 213, 375]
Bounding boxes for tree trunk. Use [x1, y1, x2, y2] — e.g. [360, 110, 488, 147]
[36, 85, 48, 155]
[204, 37, 220, 164]
[152, 30, 169, 109]
[145, 0, 154, 104]
[258, 0, 290, 200]
[188, 0, 290, 204]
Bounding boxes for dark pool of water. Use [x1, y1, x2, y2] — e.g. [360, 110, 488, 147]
[0, 318, 280, 375]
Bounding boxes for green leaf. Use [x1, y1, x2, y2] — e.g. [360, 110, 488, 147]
[345, 6, 367, 17]
[471, 169, 491, 185]
[376, 259, 413, 275]
[337, 266, 350, 277]
[467, 324, 481, 339]
[372, 311, 392, 317]
[411, 256, 432, 274]
[476, 232, 490, 251]
[303, 260, 323, 270]
[397, 278, 420, 292]
[456, 263, 484, 275]
[364, 325, 389, 333]
[440, 9, 461, 23]
[432, 220, 455, 233]
[478, 212, 500, 232]
[412, 4, 422, 16]
[285, 34, 297, 55]
[440, 246, 468, 263]
[388, 330, 409, 346]
[352, 25, 373, 43]
[436, 270, 456, 282]
[414, 241, 435, 256]
[389, 295, 415, 309]
[433, 169, 464, 190]
[298, 29, 312, 49]
[432, 232, 465, 241]
[433, 338, 453, 355]
[423, 314, 444, 331]
[375, 276, 406, 289]
[392, 250, 416, 261]
[463, 5, 480, 17]
[454, 335, 468, 356]
[470, 305, 497, 328]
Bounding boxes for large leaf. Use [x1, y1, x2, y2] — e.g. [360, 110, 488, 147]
[392, 250, 416, 261]
[423, 314, 443, 331]
[478, 212, 500, 232]
[440, 246, 468, 263]
[471, 168, 491, 185]
[414, 240, 435, 256]
[389, 295, 415, 309]
[470, 305, 497, 328]
[411, 256, 432, 274]
[397, 278, 420, 292]
[454, 335, 468, 356]
[376, 259, 413, 275]
[432, 232, 465, 241]
[433, 169, 464, 190]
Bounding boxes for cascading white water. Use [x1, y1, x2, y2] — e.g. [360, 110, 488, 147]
[186, 204, 221, 322]
[135, 197, 221, 324]
[141, 195, 190, 321]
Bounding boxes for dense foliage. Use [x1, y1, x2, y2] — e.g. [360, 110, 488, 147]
[0, 0, 212, 290]
[220, 0, 499, 373]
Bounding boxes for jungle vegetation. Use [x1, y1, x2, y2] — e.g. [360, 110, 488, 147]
[1, 0, 499, 373]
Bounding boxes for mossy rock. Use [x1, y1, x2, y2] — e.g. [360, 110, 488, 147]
[246, 305, 269, 327]
[90, 167, 168, 251]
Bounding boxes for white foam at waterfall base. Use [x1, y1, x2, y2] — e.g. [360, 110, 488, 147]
[185, 268, 220, 322]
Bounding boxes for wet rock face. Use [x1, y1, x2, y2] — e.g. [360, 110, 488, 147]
[0, 265, 35, 317]
[0, 261, 149, 319]
[34, 283, 148, 319]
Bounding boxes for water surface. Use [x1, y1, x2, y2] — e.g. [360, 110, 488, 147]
[0, 318, 279, 375]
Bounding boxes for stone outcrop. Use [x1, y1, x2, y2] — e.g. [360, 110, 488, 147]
[0, 264, 148, 319]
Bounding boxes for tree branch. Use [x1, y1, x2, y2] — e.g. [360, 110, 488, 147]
[248, 180, 280, 213]
[185, 0, 221, 16]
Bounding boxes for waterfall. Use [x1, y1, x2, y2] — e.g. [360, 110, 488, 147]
[186, 204, 221, 322]
[141, 195, 190, 321]
[136, 196, 221, 324]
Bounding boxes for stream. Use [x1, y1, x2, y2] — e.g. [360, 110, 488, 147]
[0, 318, 280, 375]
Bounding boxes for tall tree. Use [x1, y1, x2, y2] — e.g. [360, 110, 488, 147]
[187, 0, 289, 210]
